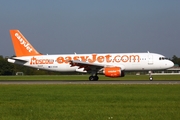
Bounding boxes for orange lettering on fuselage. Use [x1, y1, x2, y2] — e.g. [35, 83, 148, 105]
[129, 55, 140, 62]
[105, 54, 112, 62]
[121, 55, 129, 62]
[80, 56, 89, 62]
[88, 54, 97, 63]
[56, 56, 65, 64]
[56, 54, 140, 64]
[97, 56, 104, 63]
[30, 57, 54, 65]
[65, 56, 72, 63]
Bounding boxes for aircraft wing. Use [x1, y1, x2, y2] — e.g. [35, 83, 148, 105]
[69, 60, 105, 71]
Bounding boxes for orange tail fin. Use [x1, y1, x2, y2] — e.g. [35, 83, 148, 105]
[10, 30, 42, 57]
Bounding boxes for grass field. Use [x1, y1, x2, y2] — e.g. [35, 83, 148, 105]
[0, 75, 179, 119]
[0, 74, 180, 80]
[0, 84, 180, 120]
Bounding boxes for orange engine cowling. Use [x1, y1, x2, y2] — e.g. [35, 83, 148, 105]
[103, 67, 125, 77]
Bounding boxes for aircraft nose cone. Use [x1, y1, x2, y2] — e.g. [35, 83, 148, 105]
[168, 61, 174, 68]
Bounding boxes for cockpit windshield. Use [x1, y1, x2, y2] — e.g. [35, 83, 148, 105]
[159, 57, 168, 60]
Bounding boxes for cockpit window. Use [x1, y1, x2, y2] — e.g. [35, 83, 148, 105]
[159, 57, 168, 60]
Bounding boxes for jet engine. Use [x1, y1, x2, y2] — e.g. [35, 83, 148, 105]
[103, 67, 125, 77]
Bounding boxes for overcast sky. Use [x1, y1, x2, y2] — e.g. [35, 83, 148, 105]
[0, 0, 179, 58]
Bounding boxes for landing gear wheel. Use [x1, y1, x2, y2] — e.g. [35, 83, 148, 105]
[89, 76, 94, 81]
[94, 76, 99, 81]
[89, 76, 99, 81]
[149, 77, 153, 81]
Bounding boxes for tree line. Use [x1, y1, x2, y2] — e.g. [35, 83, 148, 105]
[0, 55, 180, 75]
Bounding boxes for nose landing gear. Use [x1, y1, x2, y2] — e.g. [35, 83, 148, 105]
[149, 71, 153, 81]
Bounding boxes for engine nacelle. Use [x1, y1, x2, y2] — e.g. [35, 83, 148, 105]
[103, 67, 125, 77]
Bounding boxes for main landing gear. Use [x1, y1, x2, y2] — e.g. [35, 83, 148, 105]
[149, 71, 153, 81]
[89, 75, 99, 81]
[89, 72, 99, 81]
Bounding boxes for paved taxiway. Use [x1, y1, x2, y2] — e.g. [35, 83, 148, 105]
[0, 80, 180, 84]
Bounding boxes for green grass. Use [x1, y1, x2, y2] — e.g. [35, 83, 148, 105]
[0, 84, 180, 120]
[0, 74, 180, 80]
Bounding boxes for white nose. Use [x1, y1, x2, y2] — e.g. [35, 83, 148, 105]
[168, 61, 174, 68]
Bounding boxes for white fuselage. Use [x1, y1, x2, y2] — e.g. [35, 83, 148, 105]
[8, 53, 174, 73]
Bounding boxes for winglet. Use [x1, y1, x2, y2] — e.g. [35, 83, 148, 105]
[10, 30, 42, 57]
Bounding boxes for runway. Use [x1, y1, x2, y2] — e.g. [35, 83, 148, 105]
[0, 80, 180, 84]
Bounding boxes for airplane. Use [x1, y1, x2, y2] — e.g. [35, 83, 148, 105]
[8, 30, 174, 81]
